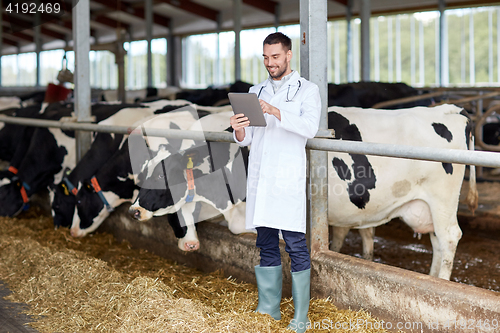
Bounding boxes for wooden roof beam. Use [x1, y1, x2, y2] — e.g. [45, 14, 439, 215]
[242, 0, 278, 14]
[90, 14, 130, 30]
[2, 38, 17, 47]
[40, 27, 66, 40]
[91, 0, 171, 27]
[2, 13, 65, 40]
[3, 30, 34, 43]
[330, 0, 348, 6]
[155, 0, 219, 22]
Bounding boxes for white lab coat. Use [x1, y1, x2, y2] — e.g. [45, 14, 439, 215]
[234, 71, 321, 233]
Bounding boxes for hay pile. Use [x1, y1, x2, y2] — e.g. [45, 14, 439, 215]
[0, 209, 401, 332]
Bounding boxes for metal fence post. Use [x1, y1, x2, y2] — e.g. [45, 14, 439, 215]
[73, 0, 92, 162]
[300, 0, 329, 255]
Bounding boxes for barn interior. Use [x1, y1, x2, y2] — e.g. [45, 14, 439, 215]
[1, 1, 500, 332]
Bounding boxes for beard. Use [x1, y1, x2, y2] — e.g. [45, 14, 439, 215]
[267, 63, 289, 80]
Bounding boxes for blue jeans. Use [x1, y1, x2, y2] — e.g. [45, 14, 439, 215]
[256, 227, 310, 272]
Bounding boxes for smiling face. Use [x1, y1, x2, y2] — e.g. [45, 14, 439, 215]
[263, 43, 292, 81]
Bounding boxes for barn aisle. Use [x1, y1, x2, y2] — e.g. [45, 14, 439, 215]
[0, 282, 39, 333]
[0, 208, 394, 333]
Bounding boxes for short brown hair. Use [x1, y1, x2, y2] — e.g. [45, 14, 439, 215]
[263, 32, 292, 52]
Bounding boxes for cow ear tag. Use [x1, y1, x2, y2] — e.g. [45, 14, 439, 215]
[185, 157, 195, 203]
[62, 183, 69, 196]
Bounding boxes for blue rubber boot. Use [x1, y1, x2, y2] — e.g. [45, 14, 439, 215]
[287, 269, 310, 333]
[254, 265, 282, 320]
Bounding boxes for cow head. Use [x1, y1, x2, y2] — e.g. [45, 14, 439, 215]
[128, 144, 214, 252]
[129, 142, 211, 220]
[70, 141, 138, 238]
[0, 169, 15, 187]
[0, 178, 30, 216]
[50, 181, 78, 229]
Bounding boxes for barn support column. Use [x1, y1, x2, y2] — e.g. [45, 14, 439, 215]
[396, 16, 401, 82]
[374, 18, 380, 82]
[388, 17, 393, 82]
[167, 23, 177, 87]
[469, 8, 475, 85]
[488, 8, 493, 84]
[438, 0, 448, 86]
[419, 17, 424, 85]
[233, 0, 242, 82]
[145, 0, 153, 88]
[360, 0, 370, 82]
[334, 21, 340, 84]
[216, 15, 222, 85]
[116, 30, 126, 102]
[410, 16, 415, 85]
[434, 18, 439, 85]
[461, 15, 466, 83]
[127, 29, 134, 89]
[300, 0, 329, 254]
[498, 8, 500, 83]
[35, 10, 41, 88]
[274, 2, 281, 30]
[0, 0, 2, 87]
[73, 0, 92, 162]
[346, 0, 353, 82]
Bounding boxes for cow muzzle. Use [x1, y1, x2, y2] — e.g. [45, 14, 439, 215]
[128, 206, 153, 222]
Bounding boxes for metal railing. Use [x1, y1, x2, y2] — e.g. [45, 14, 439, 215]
[2, 114, 500, 168]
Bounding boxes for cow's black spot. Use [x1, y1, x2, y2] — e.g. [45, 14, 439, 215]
[168, 122, 183, 153]
[432, 123, 453, 142]
[167, 212, 187, 238]
[207, 142, 231, 171]
[170, 202, 203, 238]
[194, 167, 232, 211]
[348, 154, 376, 209]
[460, 109, 473, 148]
[328, 111, 376, 209]
[154, 104, 190, 114]
[442, 163, 453, 175]
[328, 111, 362, 141]
[332, 157, 351, 181]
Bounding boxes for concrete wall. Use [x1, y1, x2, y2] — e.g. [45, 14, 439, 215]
[101, 204, 500, 333]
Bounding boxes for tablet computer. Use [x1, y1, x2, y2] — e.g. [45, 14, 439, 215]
[228, 92, 267, 127]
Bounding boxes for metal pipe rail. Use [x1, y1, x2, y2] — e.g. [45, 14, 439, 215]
[2, 114, 500, 168]
[372, 90, 500, 110]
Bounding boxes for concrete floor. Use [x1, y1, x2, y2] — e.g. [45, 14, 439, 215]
[0, 282, 39, 333]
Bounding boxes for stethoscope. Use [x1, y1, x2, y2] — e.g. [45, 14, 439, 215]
[257, 79, 301, 102]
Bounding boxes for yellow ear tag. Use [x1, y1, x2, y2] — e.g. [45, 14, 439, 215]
[187, 157, 193, 169]
[62, 183, 69, 196]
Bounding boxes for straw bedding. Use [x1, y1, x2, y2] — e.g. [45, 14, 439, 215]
[0, 208, 401, 332]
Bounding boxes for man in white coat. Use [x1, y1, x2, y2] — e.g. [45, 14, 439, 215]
[230, 32, 321, 333]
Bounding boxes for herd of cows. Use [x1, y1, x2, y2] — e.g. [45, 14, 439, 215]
[0, 81, 482, 280]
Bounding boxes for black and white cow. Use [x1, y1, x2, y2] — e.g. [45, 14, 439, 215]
[128, 111, 248, 251]
[50, 100, 193, 228]
[327, 81, 435, 108]
[0, 102, 157, 217]
[51, 132, 124, 228]
[175, 80, 252, 106]
[327, 104, 477, 280]
[68, 108, 207, 240]
[0, 104, 45, 163]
